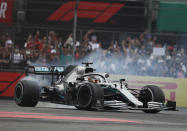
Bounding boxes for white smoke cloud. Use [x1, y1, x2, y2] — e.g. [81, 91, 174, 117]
[69, 48, 134, 75]
[22, 75, 51, 87]
[27, 48, 139, 77]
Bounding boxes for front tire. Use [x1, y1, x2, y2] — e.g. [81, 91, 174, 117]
[139, 85, 165, 113]
[76, 83, 103, 110]
[14, 80, 40, 107]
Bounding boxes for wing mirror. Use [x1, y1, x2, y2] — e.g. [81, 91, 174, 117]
[105, 73, 109, 78]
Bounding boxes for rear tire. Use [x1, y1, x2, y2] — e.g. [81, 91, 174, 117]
[14, 80, 40, 107]
[139, 85, 165, 113]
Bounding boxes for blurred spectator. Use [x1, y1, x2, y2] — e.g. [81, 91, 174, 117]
[0, 46, 10, 65]
[24, 34, 35, 49]
[47, 49, 60, 64]
[0, 34, 7, 47]
[85, 30, 100, 51]
[5, 35, 14, 48]
[0, 30, 187, 78]
[11, 47, 24, 64]
[64, 33, 73, 47]
[108, 41, 120, 55]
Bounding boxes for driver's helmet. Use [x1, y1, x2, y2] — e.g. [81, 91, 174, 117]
[88, 76, 101, 83]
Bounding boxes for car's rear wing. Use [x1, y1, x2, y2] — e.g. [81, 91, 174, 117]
[25, 66, 64, 75]
[25, 66, 65, 86]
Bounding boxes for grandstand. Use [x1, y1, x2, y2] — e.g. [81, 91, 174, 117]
[0, 0, 187, 78]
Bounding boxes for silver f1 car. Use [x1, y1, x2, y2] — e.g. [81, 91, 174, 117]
[14, 62, 176, 113]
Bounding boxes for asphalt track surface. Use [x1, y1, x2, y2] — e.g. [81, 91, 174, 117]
[0, 99, 187, 131]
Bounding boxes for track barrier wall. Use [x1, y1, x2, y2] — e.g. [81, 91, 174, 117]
[0, 72, 187, 107]
[0, 72, 25, 97]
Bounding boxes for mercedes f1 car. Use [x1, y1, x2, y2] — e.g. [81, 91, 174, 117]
[14, 62, 176, 113]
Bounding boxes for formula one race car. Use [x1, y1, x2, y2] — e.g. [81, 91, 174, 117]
[14, 62, 176, 113]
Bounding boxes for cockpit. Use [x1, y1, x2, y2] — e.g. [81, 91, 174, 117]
[81, 73, 109, 83]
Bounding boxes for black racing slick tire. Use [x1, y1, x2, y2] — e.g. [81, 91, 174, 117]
[14, 80, 40, 107]
[139, 85, 165, 113]
[76, 83, 103, 110]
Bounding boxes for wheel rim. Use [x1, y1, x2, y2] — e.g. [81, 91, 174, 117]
[15, 83, 23, 101]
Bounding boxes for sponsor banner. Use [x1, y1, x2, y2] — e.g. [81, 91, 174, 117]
[0, 72, 25, 97]
[110, 75, 187, 107]
[152, 47, 165, 56]
[0, 0, 14, 25]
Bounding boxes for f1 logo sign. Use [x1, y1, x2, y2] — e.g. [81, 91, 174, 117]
[48, 1, 124, 23]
